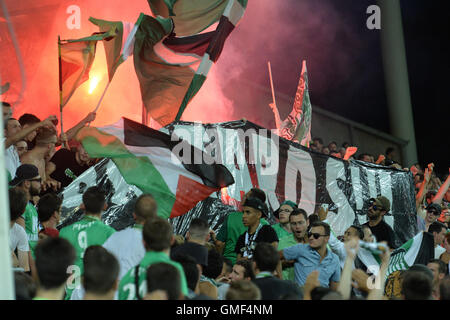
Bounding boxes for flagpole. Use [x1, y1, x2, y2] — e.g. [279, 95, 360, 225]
[58, 36, 69, 149]
[93, 80, 111, 114]
[267, 61, 277, 106]
[0, 74, 15, 299]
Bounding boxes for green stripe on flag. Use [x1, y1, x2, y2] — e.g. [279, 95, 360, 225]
[175, 73, 206, 121]
[78, 129, 175, 219]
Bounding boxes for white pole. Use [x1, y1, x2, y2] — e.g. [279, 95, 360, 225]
[267, 61, 277, 105]
[0, 76, 15, 300]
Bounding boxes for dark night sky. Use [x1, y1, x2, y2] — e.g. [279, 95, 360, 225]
[225, 0, 449, 177]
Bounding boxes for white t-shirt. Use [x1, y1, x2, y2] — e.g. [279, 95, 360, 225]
[435, 245, 446, 259]
[10, 223, 29, 252]
[4, 140, 21, 179]
[102, 226, 146, 280]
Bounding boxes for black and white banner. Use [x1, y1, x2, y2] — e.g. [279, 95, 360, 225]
[59, 120, 417, 247]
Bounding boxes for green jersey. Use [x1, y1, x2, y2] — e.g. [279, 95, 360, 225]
[59, 215, 115, 299]
[216, 211, 269, 265]
[278, 234, 299, 281]
[118, 251, 189, 300]
[22, 203, 39, 259]
[272, 223, 292, 241]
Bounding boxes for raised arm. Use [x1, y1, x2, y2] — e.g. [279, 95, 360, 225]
[416, 166, 432, 214]
[432, 168, 450, 205]
[367, 245, 391, 300]
[337, 238, 359, 300]
[63, 112, 96, 142]
[5, 115, 57, 148]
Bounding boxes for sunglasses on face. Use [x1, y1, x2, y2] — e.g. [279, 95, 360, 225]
[308, 232, 326, 239]
[428, 210, 440, 216]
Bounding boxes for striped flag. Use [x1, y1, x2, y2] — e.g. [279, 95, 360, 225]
[134, 0, 248, 126]
[58, 33, 112, 108]
[75, 117, 234, 219]
[279, 60, 312, 147]
[386, 231, 435, 277]
[89, 13, 145, 82]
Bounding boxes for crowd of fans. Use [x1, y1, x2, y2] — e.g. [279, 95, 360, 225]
[3, 101, 450, 300]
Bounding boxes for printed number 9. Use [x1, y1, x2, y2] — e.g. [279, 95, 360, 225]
[78, 231, 87, 258]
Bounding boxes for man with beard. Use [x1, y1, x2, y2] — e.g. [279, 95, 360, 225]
[363, 196, 397, 249]
[46, 140, 93, 190]
[278, 209, 309, 281]
[10, 164, 43, 260]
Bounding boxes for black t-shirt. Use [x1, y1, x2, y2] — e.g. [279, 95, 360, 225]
[235, 224, 279, 256]
[363, 220, 397, 249]
[49, 148, 92, 188]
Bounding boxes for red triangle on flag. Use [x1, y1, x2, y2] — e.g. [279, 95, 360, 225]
[61, 58, 83, 84]
[170, 175, 219, 218]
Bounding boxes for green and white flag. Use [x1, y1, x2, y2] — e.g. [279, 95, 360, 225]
[90, 13, 145, 82]
[386, 231, 435, 277]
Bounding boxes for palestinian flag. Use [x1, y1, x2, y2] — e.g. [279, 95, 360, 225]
[75, 117, 234, 219]
[279, 60, 312, 147]
[90, 13, 145, 82]
[134, 0, 248, 126]
[59, 33, 112, 108]
[147, 0, 229, 36]
[386, 231, 435, 277]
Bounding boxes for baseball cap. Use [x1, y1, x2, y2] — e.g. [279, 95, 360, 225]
[370, 196, 391, 212]
[243, 197, 268, 218]
[274, 200, 298, 219]
[9, 164, 40, 187]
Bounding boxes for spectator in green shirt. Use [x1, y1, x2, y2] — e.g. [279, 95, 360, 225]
[272, 200, 297, 240]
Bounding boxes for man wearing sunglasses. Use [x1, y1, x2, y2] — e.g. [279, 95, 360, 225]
[418, 203, 442, 232]
[10, 164, 43, 264]
[363, 196, 397, 249]
[280, 221, 341, 290]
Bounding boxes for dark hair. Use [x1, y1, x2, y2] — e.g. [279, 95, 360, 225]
[83, 246, 119, 295]
[203, 249, 224, 279]
[308, 214, 319, 225]
[401, 270, 433, 300]
[9, 188, 28, 221]
[18, 113, 41, 126]
[253, 242, 279, 273]
[289, 208, 308, 222]
[35, 237, 75, 290]
[37, 193, 62, 223]
[146, 263, 181, 300]
[428, 221, 446, 234]
[1, 101, 11, 107]
[249, 188, 266, 202]
[357, 153, 370, 161]
[172, 253, 198, 292]
[428, 259, 448, 275]
[223, 258, 233, 274]
[386, 147, 395, 156]
[310, 221, 331, 236]
[143, 217, 172, 251]
[14, 271, 36, 300]
[235, 259, 255, 280]
[82, 186, 106, 214]
[189, 218, 210, 240]
[134, 194, 157, 221]
[313, 137, 323, 145]
[349, 225, 364, 240]
[35, 127, 57, 145]
[440, 276, 450, 300]
[328, 141, 337, 146]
